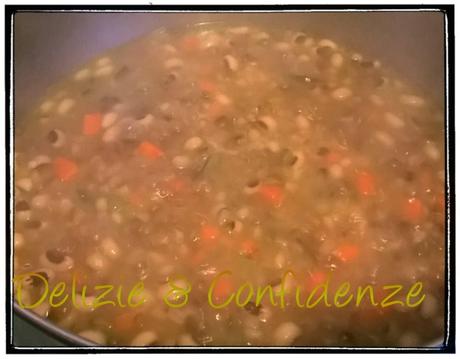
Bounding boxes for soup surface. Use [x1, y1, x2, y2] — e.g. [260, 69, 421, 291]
[14, 24, 445, 347]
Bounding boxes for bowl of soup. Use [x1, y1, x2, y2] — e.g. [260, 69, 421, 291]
[12, 11, 446, 347]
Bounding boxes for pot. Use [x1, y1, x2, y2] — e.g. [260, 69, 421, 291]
[12, 10, 445, 347]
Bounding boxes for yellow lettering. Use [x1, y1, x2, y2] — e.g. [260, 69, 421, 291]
[356, 285, 378, 307]
[406, 282, 426, 308]
[334, 282, 353, 308]
[381, 285, 404, 308]
[128, 282, 146, 308]
[93, 284, 116, 309]
[208, 271, 234, 309]
[49, 282, 68, 308]
[235, 282, 254, 308]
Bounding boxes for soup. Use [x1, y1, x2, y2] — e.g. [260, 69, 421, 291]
[13, 23, 445, 347]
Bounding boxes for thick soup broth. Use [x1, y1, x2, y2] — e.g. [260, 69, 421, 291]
[14, 23, 445, 346]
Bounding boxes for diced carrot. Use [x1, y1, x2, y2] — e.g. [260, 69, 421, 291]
[258, 184, 284, 207]
[54, 157, 78, 182]
[356, 171, 376, 196]
[137, 141, 164, 160]
[213, 276, 234, 301]
[199, 80, 218, 93]
[200, 224, 220, 246]
[180, 35, 201, 52]
[113, 311, 139, 334]
[335, 244, 359, 263]
[240, 240, 257, 257]
[306, 271, 327, 292]
[402, 197, 425, 223]
[82, 113, 102, 136]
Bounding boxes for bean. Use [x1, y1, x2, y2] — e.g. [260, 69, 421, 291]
[318, 39, 337, 50]
[375, 131, 395, 147]
[229, 26, 249, 35]
[14, 232, 24, 249]
[32, 302, 50, 317]
[184, 136, 204, 151]
[273, 322, 301, 345]
[424, 142, 441, 161]
[292, 32, 307, 45]
[177, 333, 197, 346]
[78, 330, 106, 345]
[274, 42, 291, 52]
[172, 155, 190, 170]
[224, 55, 239, 72]
[258, 116, 277, 131]
[86, 252, 108, 271]
[28, 155, 51, 170]
[97, 57, 112, 67]
[384, 112, 405, 128]
[275, 252, 286, 269]
[47, 129, 66, 147]
[331, 53, 343, 68]
[31, 194, 49, 209]
[163, 44, 177, 53]
[101, 238, 120, 259]
[16, 178, 32, 192]
[400, 94, 425, 107]
[40, 100, 54, 114]
[56, 98, 75, 115]
[131, 331, 158, 346]
[74, 294, 96, 312]
[102, 125, 121, 143]
[40, 251, 74, 271]
[237, 207, 250, 220]
[74, 68, 91, 81]
[331, 87, 352, 100]
[102, 112, 118, 128]
[95, 66, 114, 77]
[253, 32, 270, 42]
[164, 58, 184, 70]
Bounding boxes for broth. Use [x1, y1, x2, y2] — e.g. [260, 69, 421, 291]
[14, 24, 445, 346]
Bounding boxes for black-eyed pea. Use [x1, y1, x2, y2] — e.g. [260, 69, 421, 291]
[101, 238, 120, 259]
[177, 333, 197, 346]
[40, 250, 74, 271]
[400, 94, 425, 107]
[16, 178, 33, 192]
[331, 87, 352, 100]
[86, 252, 108, 271]
[78, 330, 106, 345]
[56, 98, 75, 115]
[14, 232, 24, 249]
[184, 136, 204, 151]
[131, 331, 158, 346]
[224, 55, 239, 72]
[273, 321, 301, 345]
[74, 68, 91, 81]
